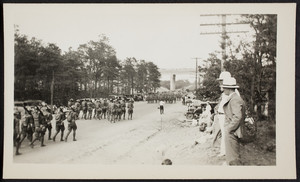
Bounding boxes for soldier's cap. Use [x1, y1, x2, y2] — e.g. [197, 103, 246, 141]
[76, 99, 80, 102]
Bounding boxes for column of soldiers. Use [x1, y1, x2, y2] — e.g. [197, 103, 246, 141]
[13, 101, 79, 155]
[146, 92, 179, 104]
[14, 97, 135, 155]
[73, 98, 134, 122]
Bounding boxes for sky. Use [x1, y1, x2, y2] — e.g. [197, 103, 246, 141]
[8, 4, 254, 70]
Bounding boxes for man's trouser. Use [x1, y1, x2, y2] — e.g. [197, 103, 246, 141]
[218, 114, 226, 155]
[224, 127, 241, 165]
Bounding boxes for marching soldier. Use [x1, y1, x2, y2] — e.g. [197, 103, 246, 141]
[111, 100, 117, 123]
[53, 107, 66, 142]
[102, 99, 108, 119]
[87, 99, 94, 120]
[95, 100, 102, 120]
[127, 99, 134, 120]
[29, 106, 47, 148]
[107, 99, 112, 121]
[40, 102, 53, 140]
[15, 106, 34, 154]
[115, 100, 122, 121]
[23, 106, 34, 142]
[108, 100, 116, 123]
[121, 99, 126, 120]
[65, 106, 77, 142]
[81, 99, 87, 120]
[74, 99, 81, 119]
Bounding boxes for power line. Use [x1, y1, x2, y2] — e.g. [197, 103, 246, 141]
[200, 14, 249, 71]
[200, 22, 249, 26]
[200, 31, 248, 35]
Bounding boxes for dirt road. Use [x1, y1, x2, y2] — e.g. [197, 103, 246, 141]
[13, 101, 275, 166]
[14, 101, 204, 164]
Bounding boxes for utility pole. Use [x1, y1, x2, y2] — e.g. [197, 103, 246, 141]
[191, 57, 201, 91]
[200, 14, 249, 71]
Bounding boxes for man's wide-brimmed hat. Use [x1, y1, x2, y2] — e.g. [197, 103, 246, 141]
[217, 71, 231, 81]
[221, 77, 239, 88]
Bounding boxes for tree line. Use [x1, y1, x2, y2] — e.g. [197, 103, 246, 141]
[14, 28, 161, 106]
[197, 15, 276, 121]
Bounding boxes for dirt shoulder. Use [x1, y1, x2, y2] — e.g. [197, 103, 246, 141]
[142, 103, 276, 166]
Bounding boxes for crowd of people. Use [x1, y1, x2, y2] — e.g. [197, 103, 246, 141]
[13, 97, 135, 155]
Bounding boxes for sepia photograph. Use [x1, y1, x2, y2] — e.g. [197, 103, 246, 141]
[3, 3, 296, 179]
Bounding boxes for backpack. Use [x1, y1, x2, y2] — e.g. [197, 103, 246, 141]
[239, 116, 257, 143]
[55, 113, 61, 121]
[82, 101, 87, 108]
[66, 112, 72, 122]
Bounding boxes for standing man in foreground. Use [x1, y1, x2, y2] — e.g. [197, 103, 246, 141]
[215, 71, 232, 157]
[222, 77, 246, 165]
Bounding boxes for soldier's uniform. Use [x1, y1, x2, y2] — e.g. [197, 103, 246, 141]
[121, 100, 126, 120]
[64, 106, 77, 142]
[74, 100, 81, 119]
[21, 107, 34, 142]
[115, 101, 122, 121]
[108, 100, 116, 123]
[95, 100, 102, 120]
[107, 100, 112, 121]
[102, 99, 108, 119]
[15, 108, 34, 155]
[53, 108, 66, 142]
[41, 104, 53, 140]
[30, 107, 47, 148]
[127, 100, 134, 120]
[87, 100, 94, 120]
[81, 100, 87, 119]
